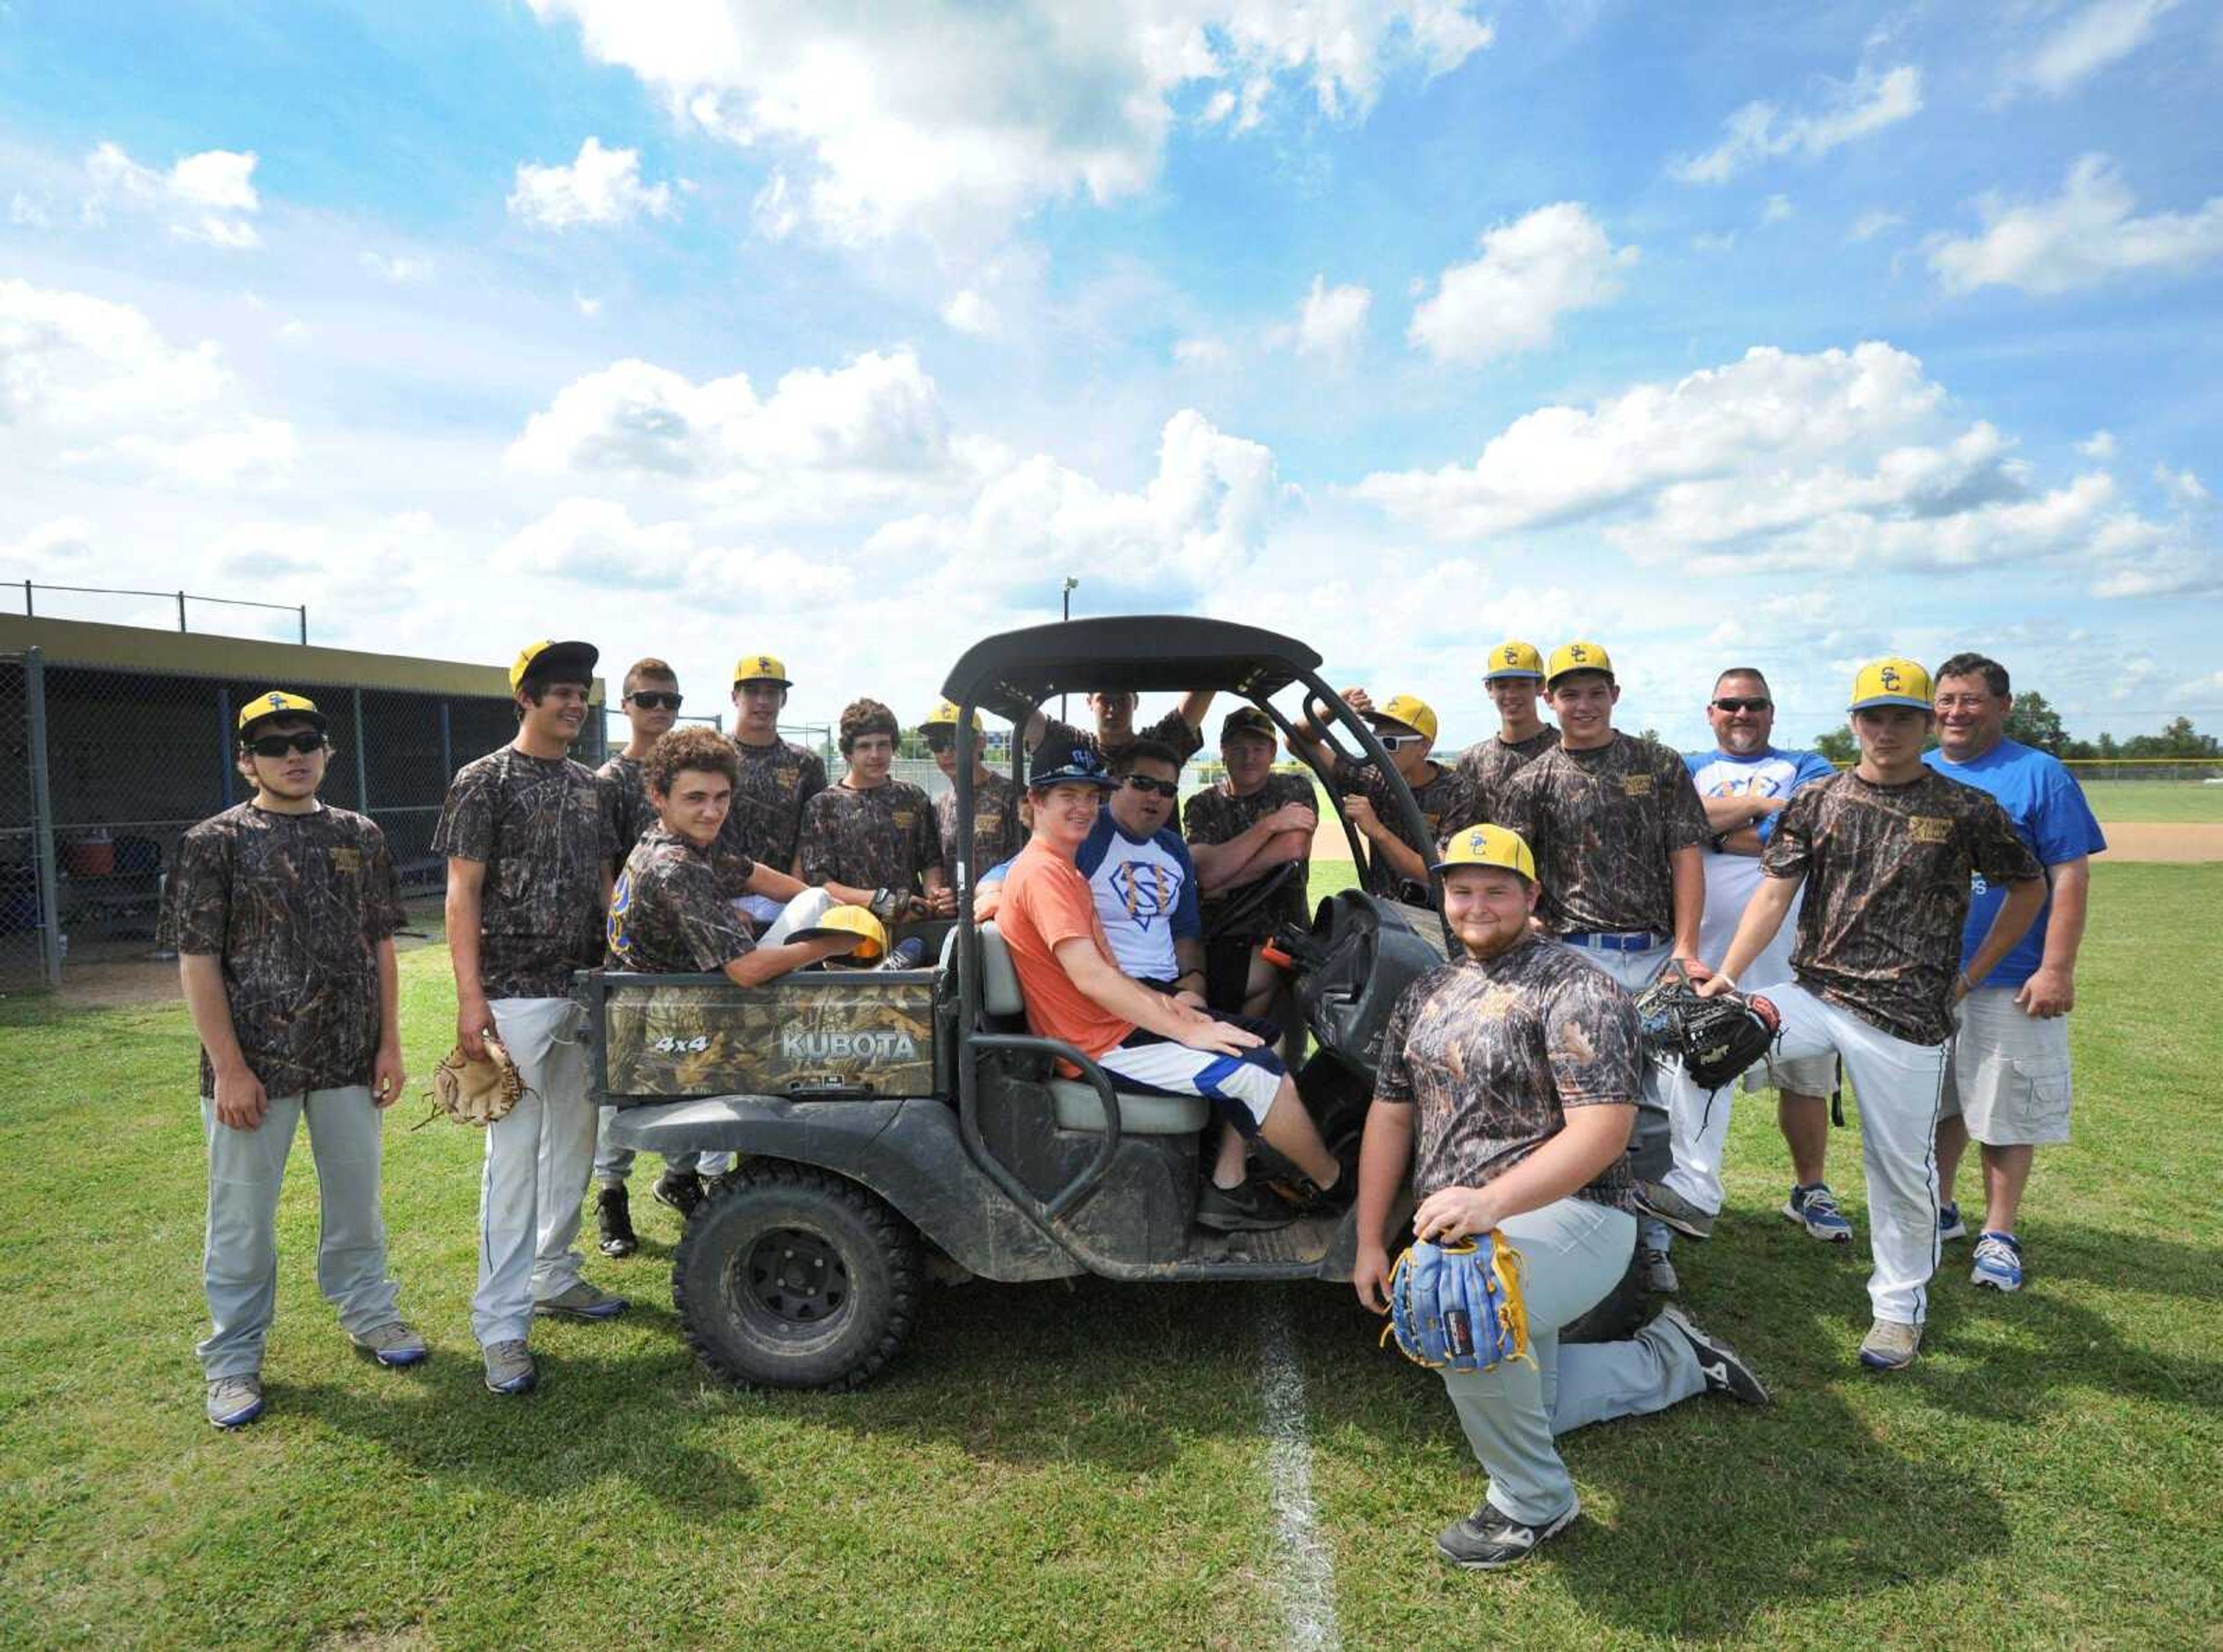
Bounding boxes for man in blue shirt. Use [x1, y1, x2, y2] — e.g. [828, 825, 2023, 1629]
[1682, 669, 1848, 1283]
[1924, 653, 2106, 1294]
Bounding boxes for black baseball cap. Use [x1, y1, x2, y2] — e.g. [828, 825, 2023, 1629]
[1220, 706, 1277, 744]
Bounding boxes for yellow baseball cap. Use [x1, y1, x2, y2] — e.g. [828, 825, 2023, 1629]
[1546, 641, 1613, 685]
[793, 904, 889, 963]
[237, 690, 328, 736]
[732, 652, 791, 687]
[1484, 641, 1545, 681]
[1848, 657, 1934, 712]
[1432, 823, 1537, 883]
[1364, 693, 1439, 744]
[922, 698, 984, 734]
[509, 639, 599, 693]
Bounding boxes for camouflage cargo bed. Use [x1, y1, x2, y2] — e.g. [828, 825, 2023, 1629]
[590, 969, 940, 1103]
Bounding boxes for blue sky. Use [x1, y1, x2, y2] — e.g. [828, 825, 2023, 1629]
[3, 0, 2219, 752]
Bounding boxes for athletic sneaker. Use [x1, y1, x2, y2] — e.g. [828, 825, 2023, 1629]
[1653, 1306, 1770, 1405]
[596, 1184, 638, 1258]
[482, 1339, 536, 1396]
[1782, 1182, 1854, 1243]
[881, 937, 928, 971]
[1971, 1231, 2024, 1292]
[1858, 1318, 1922, 1371]
[1631, 1179, 1715, 1240]
[651, 1169, 705, 1219]
[349, 1320, 428, 1367]
[533, 1281, 628, 1320]
[206, 1374, 265, 1429]
[1195, 1177, 1294, 1233]
[1435, 1497, 1580, 1569]
[1641, 1246, 1679, 1295]
[1937, 1201, 1968, 1243]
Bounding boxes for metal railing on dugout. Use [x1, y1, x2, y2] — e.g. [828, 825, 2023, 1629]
[0, 645, 607, 987]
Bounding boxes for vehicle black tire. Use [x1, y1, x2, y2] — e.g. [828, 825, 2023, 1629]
[672, 1159, 922, 1392]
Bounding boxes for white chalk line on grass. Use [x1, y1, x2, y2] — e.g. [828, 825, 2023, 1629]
[1256, 1290, 1341, 1652]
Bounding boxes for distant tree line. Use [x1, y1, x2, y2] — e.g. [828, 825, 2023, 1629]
[1811, 696, 2218, 767]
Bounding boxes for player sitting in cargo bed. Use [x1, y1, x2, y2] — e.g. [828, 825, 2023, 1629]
[609, 727, 878, 984]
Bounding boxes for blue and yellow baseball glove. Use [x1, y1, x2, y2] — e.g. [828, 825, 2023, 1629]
[1382, 1230, 1532, 1375]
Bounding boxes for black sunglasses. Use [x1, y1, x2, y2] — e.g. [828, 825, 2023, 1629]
[245, 732, 327, 757]
[628, 691, 684, 711]
[1121, 774, 1180, 798]
[1712, 697, 1773, 713]
[923, 732, 955, 751]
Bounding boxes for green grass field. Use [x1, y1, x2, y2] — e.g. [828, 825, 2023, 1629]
[4, 865, 2219, 1649]
[2074, 778, 2223, 824]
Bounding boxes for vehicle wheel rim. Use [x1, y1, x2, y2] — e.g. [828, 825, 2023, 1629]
[742, 1227, 849, 1327]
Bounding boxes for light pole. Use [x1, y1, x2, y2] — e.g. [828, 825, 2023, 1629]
[1060, 577, 1079, 718]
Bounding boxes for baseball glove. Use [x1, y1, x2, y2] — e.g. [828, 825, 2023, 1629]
[1634, 965, 1780, 1091]
[1381, 1231, 1532, 1375]
[414, 1037, 529, 1129]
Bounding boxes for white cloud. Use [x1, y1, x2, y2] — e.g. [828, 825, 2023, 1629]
[273, 318, 311, 347]
[360, 251, 434, 284]
[1848, 208, 1907, 243]
[2078, 430, 2117, 459]
[1408, 203, 1636, 365]
[526, 1, 1493, 244]
[506, 137, 676, 230]
[498, 497, 855, 601]
[574, 293, 603, 318]
[863, 409, 1285, 591]
[2006, 0, 2180, 97]
[1761, 193, 1794, 223]
[1350, 339, 2206, 597]
[1172, 334, 1232, 369]
[2155, 462, 2210, 506]
[1281, 276, 1371, 369]
[1929, 155, 2223, 295]
[1671, 63, 1921, 185]
[941, 289, 1001, 335]
[10, 193, 53, 229]
[83, 141, 263, 248]
[507, 347, 968, 519]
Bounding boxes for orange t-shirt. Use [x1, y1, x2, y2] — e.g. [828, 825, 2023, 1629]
[997, 841, 1136, 1060]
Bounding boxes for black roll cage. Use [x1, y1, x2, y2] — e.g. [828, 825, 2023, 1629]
[936, 615, 1451, 1273]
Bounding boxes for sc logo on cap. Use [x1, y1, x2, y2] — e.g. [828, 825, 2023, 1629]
[1502, 647, 1520, 665]
[1568, 644, 1590, 663]
[1466, 830, 1491, 852]
[1879, 665, 1901, 691]
[266, 693, 289, 711]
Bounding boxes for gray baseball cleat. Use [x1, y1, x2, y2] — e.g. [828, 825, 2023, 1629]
[1631, 1179, 1716, 1240]
[206, 1374, 265, 1429]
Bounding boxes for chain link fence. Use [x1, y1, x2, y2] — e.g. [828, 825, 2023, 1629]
[0, 645, 608, 989]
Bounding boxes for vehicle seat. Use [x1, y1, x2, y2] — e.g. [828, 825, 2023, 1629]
[952, 923, 1210, 1136]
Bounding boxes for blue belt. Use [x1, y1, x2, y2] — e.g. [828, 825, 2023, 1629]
[1564, 930, 1666, 953]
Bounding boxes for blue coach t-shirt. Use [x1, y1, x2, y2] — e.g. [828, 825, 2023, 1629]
[1074, 812, 1199, 983]
[1683, 746, 1838, 845]
[1923, 738, 2106, 988]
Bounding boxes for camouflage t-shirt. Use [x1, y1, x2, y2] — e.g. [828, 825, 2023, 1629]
[1762, 770, 2043, 1046]
[1032, 707, 1205, 769]
[607, 826, 755, 974]
[158, 803, 405, 1099]
[1327, 756, 1479, 905]
[1183, 772, 1317, 938]
[596, 752, 654, 864]
[934, 768, 1028, 883]
[711, 736, 828, 890]
[1443, 727, 1560, 835]
[798, 779, 944, 894]
[432, 746, 619, 999]
[1374, 937, 1641, 1209]
[1498, 733, 1710, 938]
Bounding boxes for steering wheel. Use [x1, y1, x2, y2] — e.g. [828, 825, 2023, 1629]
[1202, 860, 1300, 942]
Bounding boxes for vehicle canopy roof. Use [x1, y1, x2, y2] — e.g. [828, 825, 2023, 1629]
[940, 616, 1319, 725]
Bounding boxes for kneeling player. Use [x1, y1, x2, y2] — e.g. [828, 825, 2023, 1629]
[610, 727, 879, 983]
[1353, 827, 1767, 1570]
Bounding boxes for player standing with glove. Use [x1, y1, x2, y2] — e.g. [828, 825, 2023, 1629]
[1353, 825, 1766, 1571]
[1699, 658, 2045, 1372]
